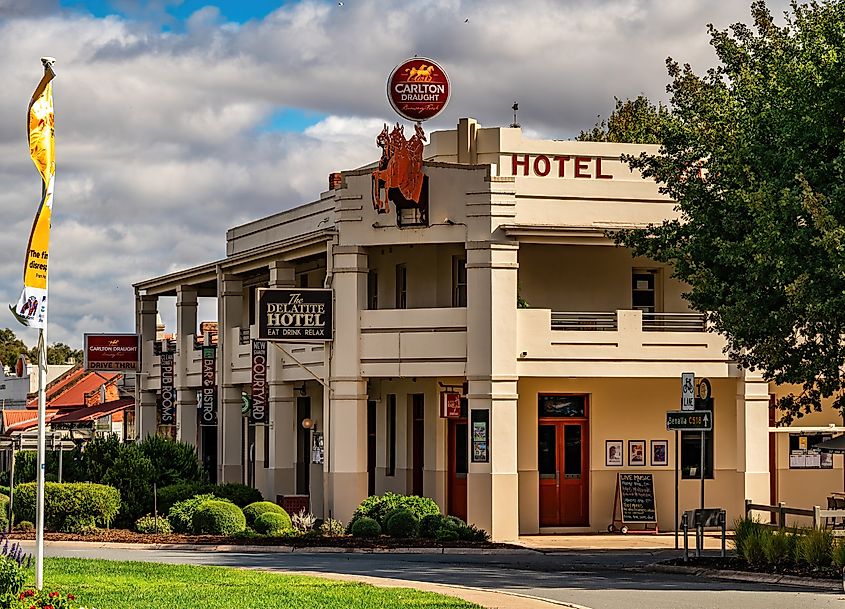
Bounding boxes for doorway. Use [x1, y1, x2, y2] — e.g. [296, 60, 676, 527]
[367, 400, 377, 496]
[448, 413, 468, 521]
[411, 394, 425, 496]
[296, 397, 311, 496]
[538, 394, 589, 527]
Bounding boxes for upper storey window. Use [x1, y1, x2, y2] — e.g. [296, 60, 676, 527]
[452, 256, 467, 307]
[632, 270, 659, 313]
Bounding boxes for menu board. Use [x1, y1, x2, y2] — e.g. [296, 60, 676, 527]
[619, 473, 657, 523]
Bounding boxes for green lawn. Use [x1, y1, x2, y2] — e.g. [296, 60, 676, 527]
[32, 558, 481, 609]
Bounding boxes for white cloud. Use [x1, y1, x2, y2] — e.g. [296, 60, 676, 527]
[0, 0, 792, 346]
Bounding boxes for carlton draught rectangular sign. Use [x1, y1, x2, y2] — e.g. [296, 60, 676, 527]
[257, 288, 333, 342]
[84, 333, 140, 371]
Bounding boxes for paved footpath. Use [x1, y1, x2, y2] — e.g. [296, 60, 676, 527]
[20, 539, 845, 609]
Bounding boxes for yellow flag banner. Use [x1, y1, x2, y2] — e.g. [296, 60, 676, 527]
[11, 58, 56, 329]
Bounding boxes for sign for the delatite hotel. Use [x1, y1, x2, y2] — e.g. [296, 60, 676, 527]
[387, 57, 450, 122]
[257, 288, 333, 342]
[84, 333, 140, 371]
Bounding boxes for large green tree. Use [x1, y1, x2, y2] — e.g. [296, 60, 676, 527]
[0, 328, 31, 369]
[614, 0, 845, 422]
[577, 95, 670, 144]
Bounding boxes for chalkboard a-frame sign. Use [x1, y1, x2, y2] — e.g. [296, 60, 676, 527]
[608, 473, 658, 534]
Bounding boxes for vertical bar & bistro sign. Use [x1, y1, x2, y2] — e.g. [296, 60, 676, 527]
[200, 346, 217, 426]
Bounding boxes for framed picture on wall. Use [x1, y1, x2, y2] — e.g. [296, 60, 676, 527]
[651, 440, 669, 466]
[606, 440, 623, 467]
[629, 440, 646, 466]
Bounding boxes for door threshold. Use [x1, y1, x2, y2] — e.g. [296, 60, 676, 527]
[539, 527, 593, 534]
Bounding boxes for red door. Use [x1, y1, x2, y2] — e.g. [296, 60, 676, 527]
[539, 420, 589, 526]
[448, 419, 468, 521]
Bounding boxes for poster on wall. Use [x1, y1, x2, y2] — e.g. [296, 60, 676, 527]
[471, 410, 489, 463]
[249, 340, 268, 425]
[606, 440, 623, 466]
[650, 440, 669, 466]
[200, 346, 217, 426]
[629, 440, 646, 466]
[311, 431, 324, 464]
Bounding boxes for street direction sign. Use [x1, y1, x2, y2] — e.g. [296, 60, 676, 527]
[681, 372, 695, 411]
[666, 410, 712, 431]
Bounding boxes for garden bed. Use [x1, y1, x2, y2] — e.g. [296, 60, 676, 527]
[8, 529, 515, 550]
[663, 555, 840, 581]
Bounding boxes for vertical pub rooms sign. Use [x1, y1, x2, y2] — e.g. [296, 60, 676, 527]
[257, 288, 333, 342]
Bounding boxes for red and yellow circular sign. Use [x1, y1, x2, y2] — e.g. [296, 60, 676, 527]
[387, 57, 450, 122]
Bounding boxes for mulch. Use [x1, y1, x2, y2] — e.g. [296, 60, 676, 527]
[665, 555, 841, 581]
[7, 529, 514, 550]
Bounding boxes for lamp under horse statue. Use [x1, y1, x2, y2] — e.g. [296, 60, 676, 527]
[372, 122, 426, 214]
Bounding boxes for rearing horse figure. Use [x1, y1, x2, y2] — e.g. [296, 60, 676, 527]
[372, 123, 426, 214]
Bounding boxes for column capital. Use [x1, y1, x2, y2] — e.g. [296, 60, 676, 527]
[176, 286, 198, 306]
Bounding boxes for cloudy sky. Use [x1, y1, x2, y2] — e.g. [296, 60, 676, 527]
[0, 0, 792, 347]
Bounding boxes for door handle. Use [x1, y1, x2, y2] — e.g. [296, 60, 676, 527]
[555, 471, 560, 486]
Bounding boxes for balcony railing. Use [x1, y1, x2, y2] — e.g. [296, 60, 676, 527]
[551, 312, 618, 331]
[550, 310, 707, 332]
[642, 312, 706, 332]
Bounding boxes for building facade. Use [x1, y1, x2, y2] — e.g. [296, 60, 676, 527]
[133, 118, 844, 540]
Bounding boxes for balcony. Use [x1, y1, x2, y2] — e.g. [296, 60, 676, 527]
[360, 308, 467, 377]
[520, 308, 732, 378]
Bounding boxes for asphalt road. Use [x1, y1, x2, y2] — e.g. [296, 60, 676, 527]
[26, 543, 845, 609]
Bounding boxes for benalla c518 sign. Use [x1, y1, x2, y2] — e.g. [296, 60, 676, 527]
[257, 288, 333, 342]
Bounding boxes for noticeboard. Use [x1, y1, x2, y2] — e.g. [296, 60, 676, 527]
[618, 473, 657, 523]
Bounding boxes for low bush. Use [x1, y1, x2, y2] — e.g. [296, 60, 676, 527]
[796, 528, 833, 568]
[291, 510, 316, 533]
[254, 512, 292, 536]
[168, 493, 219, 534]
[13, 482, 119, 532]
[732, 517, 766, 563]
[243, 501, 288, 528]
[0, 556, 25, 607]
[435, 527, 459, 542]
[156, 483, 213, 515]
[192, 500, 246, 536]
[761, 528, 794, 566]
[833, 540, 845, 569]
[212, 483, 262, 508]
[135, 514, 173, 534]
[385, 509, 419, 538]
[320, 518, 345, 537]
[419, 514, 447, 539]
[13, 522, 33, 533]
[350, 516, 381, 538]
[349, 493, 440, 529]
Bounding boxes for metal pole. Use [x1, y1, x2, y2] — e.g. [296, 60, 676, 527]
[674, 429, 679, 550]
[57, 442, 62, 483]
[700, 430, 705, 510]
[35, 328, 47, 590]
[8, 447, 15, 534]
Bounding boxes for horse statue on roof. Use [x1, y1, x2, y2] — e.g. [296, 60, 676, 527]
[372, 122, 426, 214]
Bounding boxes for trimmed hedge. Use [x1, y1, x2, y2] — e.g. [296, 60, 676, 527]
[156, 483, 214, 515]
[350, 516, 381, 538]
[192, 500, 246, 535]
[349, 493, 440, 529]
[243, 501, 288, 528]
[213, 483, 263, 508]
[419, 514, 447, 539]
[385, 509, 419, 538]
[253, 512, 292, 536]
[13, 482, 120, 532]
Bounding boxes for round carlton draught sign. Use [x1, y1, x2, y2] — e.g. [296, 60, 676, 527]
[387, 57, 450, 122]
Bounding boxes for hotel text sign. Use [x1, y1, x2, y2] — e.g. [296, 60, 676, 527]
[387, 57, 450, 122]
[257, 288, 333, 342]
[511, 154, 614, 179]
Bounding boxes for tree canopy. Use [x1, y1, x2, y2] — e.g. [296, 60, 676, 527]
[0, 329, 82, 370]
[576, 95, 670, 144]
[614, 0, 845, 422]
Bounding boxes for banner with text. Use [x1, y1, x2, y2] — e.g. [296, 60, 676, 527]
[250, 340, 269, 425]
[200, 346, 217, 426]
[159, 352, 176, 425]
[257, 288, 333, 342]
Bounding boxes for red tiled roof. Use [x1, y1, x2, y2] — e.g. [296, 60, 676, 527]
[3, 410, 60, 434]
[50, 398, 133, 424]
[27, 369, 121, 409]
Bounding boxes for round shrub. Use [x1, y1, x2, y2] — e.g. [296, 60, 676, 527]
[243, 501, 288, 528]
[350, 516, 381, 538]
[213, 483, 263, 508]
[385, 509, 419, 538]
[253, 512, 292, 536]
[192, 500, 246, 536]
[156, 483, 214, 515]
[168, 493, 220, 533]
[135, 514, 173, 534]
[419, 514, 447, 539]
[435, 527, 459, 542]
[138, 435, 206, 487]
[13, 482, 120, 532]
[14, 521, 34, 533]
[349, 493, 440, 529]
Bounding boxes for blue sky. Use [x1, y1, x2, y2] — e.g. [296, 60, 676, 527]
[59, 0, 291, 24]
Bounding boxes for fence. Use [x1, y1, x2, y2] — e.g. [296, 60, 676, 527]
[745, 499, 845, 535]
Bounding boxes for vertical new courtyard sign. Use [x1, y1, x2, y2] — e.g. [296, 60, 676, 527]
[250, 340, 268, 425]
[257, 289, 333, 342]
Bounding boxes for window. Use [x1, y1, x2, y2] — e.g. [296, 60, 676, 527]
[789, 433, 833, 469]
[539, 394, 586, 418]
[452, 256, 467, 307]
[395, 264, 407, 309]
[681, 431, 714, 479]
[632, 270, 658, 313]
[298, 272, 309, 288]
[386, 394, 396, 476]
[367, 270, 379, 310]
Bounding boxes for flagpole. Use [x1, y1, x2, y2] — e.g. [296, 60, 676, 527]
[35, 327, 46, 589]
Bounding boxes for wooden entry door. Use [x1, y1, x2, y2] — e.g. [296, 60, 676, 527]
[448, 418, 468, 522]
[539, 420, 589, 526]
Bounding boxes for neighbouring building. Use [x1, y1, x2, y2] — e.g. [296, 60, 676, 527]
[132, 118, 844, 540]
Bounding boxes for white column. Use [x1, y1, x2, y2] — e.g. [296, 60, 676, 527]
[136, 294, 158, 438]
[327, 245, 368, 523]
[737, 370, 770, 511]
[175, 286, 198, 446]
[465, 241, 520, 541]
[217, 274, 243, 483]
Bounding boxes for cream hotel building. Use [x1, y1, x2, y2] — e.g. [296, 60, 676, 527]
[134, 118, 845, 540]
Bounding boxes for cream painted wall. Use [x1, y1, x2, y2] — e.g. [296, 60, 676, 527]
[366, 244, 465, 309]
[517, 377, 745, 533]
[518, 244, 691, 313]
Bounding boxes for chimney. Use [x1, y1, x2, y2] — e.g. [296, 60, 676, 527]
[328, 172, 343, 190]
